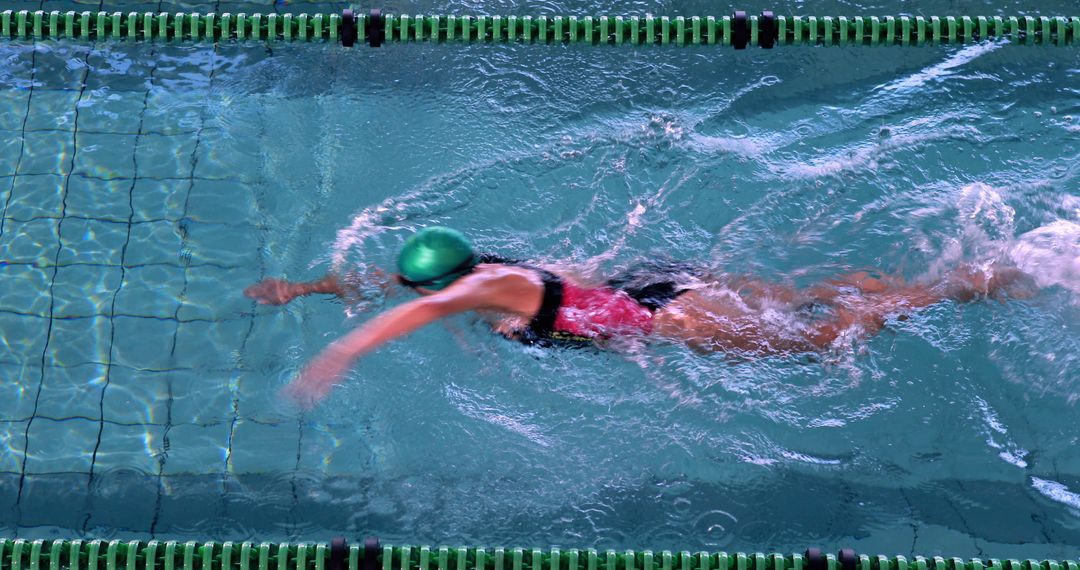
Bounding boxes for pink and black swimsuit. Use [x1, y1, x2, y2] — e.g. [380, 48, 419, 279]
[509, 262, 697, 346]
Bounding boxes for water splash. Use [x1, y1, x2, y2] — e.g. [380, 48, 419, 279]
[1031, 477, 1080, 513]
[880, 41, 1005, 94]
[1008, 220, 1080, 297]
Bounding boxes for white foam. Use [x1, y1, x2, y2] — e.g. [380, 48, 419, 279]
[1008, 220, 1080, 295]
[1032, 477, 1080, 511]
[923, 182, 1016, 281]
[880, 41, 1004, 94]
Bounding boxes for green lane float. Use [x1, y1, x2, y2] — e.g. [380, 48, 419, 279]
[0, 539, 1078, 570]
[0, 8, 1077, 47]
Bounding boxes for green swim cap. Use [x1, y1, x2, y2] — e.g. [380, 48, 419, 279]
[397, 227, 477, 291]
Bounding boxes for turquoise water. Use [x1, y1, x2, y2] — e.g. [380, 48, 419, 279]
[1, 0, 1080, 559]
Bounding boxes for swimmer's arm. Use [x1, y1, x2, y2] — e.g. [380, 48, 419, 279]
[298, 270, 395, 297]
[245, 266, 393, 305]
[244, 275, 342, 305]
[284, 277, 504, 407]
[324, 290, 491, 359]
[297, 274, 346, 296]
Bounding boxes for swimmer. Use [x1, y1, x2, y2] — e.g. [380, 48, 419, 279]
[245, 226, 1034, 408]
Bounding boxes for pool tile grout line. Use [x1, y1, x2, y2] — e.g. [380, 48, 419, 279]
[0, 31, 38, 241]
[13, 1, 98, 523]
[0, 356, 270, 377]
[2, 213, 271, 230]
[0, 259, 252, 272]
[147, 366, 172, 538]
[0, 412, 305, 431]
[0, 127, 208, 137]
[209, 0, 251, 524]
[81, 27, 161, 534]
[221, 5, 278, 514]
[0, 308, 261, 325]
[1, 172, 251, 183]
[3, 414, 165, 428]
[152, 18, 218, 536]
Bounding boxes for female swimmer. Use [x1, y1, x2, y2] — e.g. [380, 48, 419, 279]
[244, 226, 1031, 407]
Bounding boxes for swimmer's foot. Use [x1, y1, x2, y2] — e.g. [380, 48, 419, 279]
[942, 263, 1035, 302]
[244, 278, 305, 305]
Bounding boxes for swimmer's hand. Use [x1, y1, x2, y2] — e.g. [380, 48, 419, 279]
[281, 344, 353, 410]
[245, 278, 302, 305]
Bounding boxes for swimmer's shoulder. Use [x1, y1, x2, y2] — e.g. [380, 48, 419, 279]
[467, 263, 546, 290]
[474, 262, 594, 288]
[453, 264, 545, 315]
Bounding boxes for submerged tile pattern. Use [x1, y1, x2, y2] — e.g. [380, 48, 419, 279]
[0, 0, 365, 538]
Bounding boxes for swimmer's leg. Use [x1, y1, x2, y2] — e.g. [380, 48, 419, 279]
[940, 263, 1036, 302]
[244, 274, 344, 305]
[804, 270, 906, 302]
[728, 270, 901, 306]
[659, 265, 1034, 354]
[654, 276, 917, 354]
[802, 287, 942, 348]
[725, 276, 804, 304]
[653, 291, 811, 354]
[660, 279, 963, 352]
[804, 264, 1035, 348]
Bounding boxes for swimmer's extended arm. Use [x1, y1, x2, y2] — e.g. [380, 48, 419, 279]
[297, 274, 347, 296]
[245, 267, 394, 305]
[244, 275, 343, 305]
[283, 274, 513, 407]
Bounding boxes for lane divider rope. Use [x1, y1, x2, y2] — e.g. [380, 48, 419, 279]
[0, 539, 1077, 570]
[1, 9, 1077, 47]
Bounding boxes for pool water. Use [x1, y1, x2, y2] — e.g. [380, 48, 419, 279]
[1, 0, 1079, 559]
